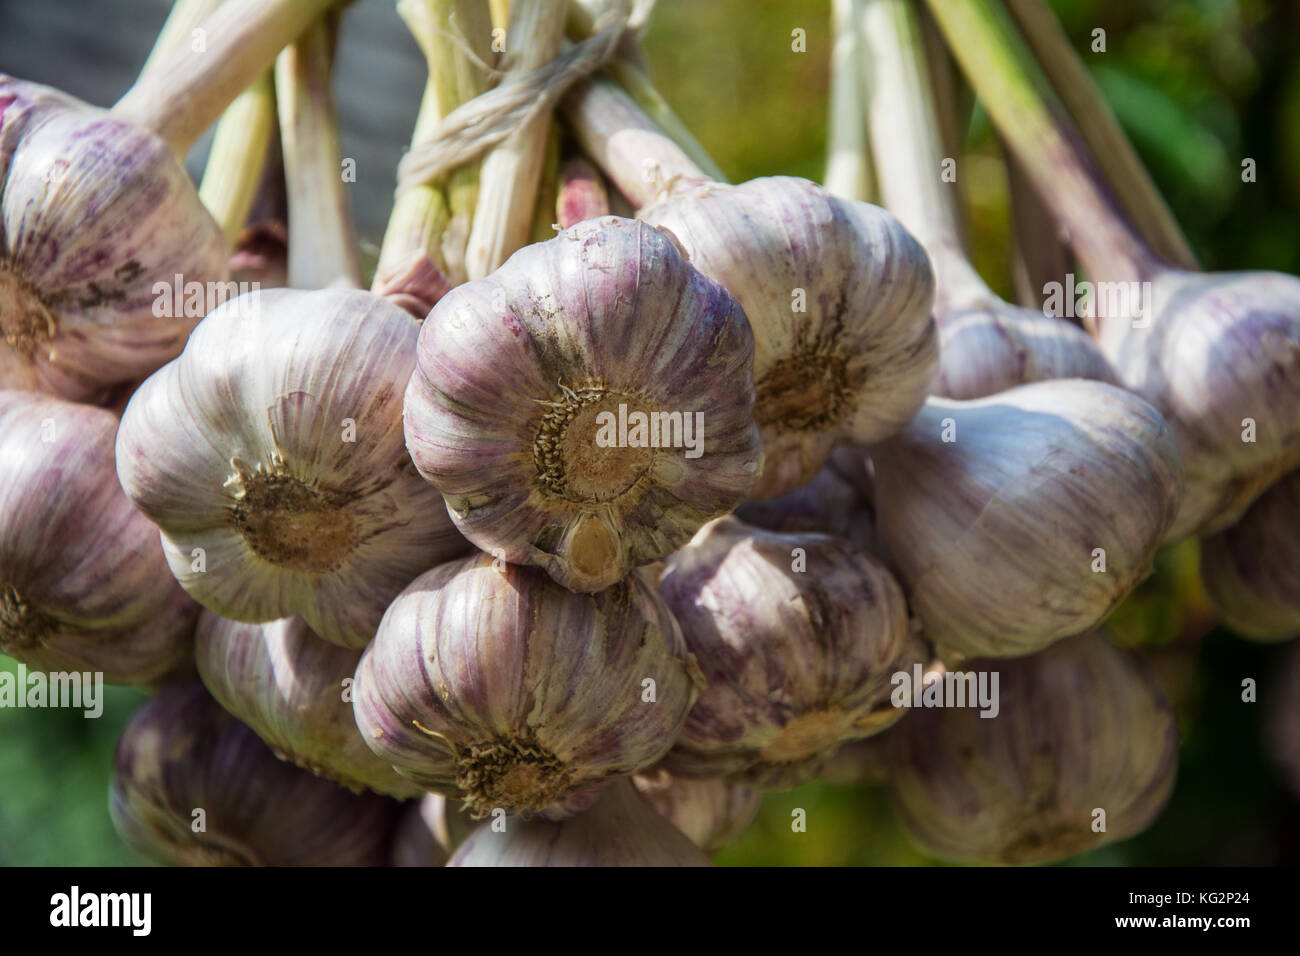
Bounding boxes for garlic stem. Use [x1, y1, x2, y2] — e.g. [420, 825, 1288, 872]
[1003, 0, 1198, 270]
[922, 0, 1160, 289]
[275, 16, 361, 289]
[198, 72, 276, 245]
[464, 0, 568, 279]
[489, 0, 510, 32]
[825, 0, 874, 201]
[555, 155, 611, 229]
[562, 75, 709, 208]
[565, 3, 727, 183]
[113, 0, 334, 157]
[526, 125, 563, 244]
[1007, 153, 1072, 311]
[138, 0, 225, 82]
[859, 0, 988, 313]
[376, 0, 492, 283]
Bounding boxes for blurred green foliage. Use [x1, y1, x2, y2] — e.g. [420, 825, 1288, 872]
[2, 0, 1298, 866]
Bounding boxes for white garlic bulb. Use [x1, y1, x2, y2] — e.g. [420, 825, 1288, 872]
[116, 287, 470, 649]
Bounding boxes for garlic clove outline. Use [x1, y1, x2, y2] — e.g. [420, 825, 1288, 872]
[353, 551, 703, 821]
[0, 389, 196, 685]
[115, 286, 473, 649]
[887, 632, 1178, 865]
[632, 766, 763, 854]
[657, 516, 919, 788]
[195, 612, 426, 799]
[402, 215, 763, 593]
[872, 378, 1185, 658]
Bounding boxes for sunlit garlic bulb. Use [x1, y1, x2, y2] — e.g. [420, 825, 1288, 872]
[353, 552, 702, 820]
[872, 379, 1184, 658]
[116, 287, 471, 648]
[403, 216, 762, 593]
[195, 612, 424, 799]
[632, 767, 763, 853]
[639, 178, 937, 498]
[0, 78, 226, 400]
[657, 517, 917, 788]
[888, 632, 1178, 865]
[1199, 469, 1300, 642]
[111, 683, 401, 867]
[0, 390, 195, 684]
[449, 777, 711, 867]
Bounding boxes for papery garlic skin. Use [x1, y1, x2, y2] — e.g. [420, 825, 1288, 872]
[933, 299, 1118, 400]
[111, 683, 401, 867]
[1097, 269, 1300, 540]
[873, 379, 1184, 658]
[116, 287, 470, 649]
[888, 633, 1178, 865]
[0, 390, 195, 684]
[0, 77, 226, 400]
[449, 777, 711, 867]
[403, 215, 762, 593]
[735, 463, 881, 559]
[195, 613, 424, 798]
[1199, 469, 1300, 642]
[353, 552, 701, 820]
[658, 516, 917, 788]
[640, 177, 937, 498]
[633, 767, 763, 853]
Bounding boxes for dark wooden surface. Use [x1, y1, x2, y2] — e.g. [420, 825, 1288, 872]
[0, 0, 430, 245]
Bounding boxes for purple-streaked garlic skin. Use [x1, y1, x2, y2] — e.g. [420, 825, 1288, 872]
[110, 682, 402, 867]
[873, 379, 1184, 658]
[0, 77, 226, 401]
[403, 215, 763, 593]
[556, 156, 610, 229]
[933, 300, 1118, 400]
[353, 551, 702, 821]
[0, 390, 196, 685]
[115, 287, 471, 649]
[449, 777, 711, 867]
[639, 176, 937, 499]
[1199, 469, 1300, 642]
[1097, 269, 1300, 540]
[888, 632, 1178, 865]
[632, 767, 762, 853]
[735, 463, 881, 559]
[657, 516, 917, 788]
[195, 613, 424, 799]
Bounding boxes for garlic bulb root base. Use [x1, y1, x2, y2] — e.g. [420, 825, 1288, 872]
[0, 584, 54, 651]
[452, 735, 576, 819]
[227, 458, 360, 573]
[0, 262, 58, 357]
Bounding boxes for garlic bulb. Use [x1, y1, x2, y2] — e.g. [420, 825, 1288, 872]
[735, 463, 880, 558]
[632, 767, 763, 853]
[564, 81, 937, 498]
[403, 215, 763, 593]
[111, 683, 401, 867]
[888, 632, 1178, 864]
[354, 551, 702, 820]
[116, 287, 471, 649]
[657, 516, 917, 788]
[0, 390, 195, 685]
[0, 77, 226, 400]
[872, 379, 1184, 657]
[639, 178, 937, 498]
[858, 0, 1116, 402]
[1, 0, 334, 400]
[1199, 469, 1300, 642]
[195, 612, 424, 798]
[925, 0, 1300, 540]
[448, 777, 711, 866]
